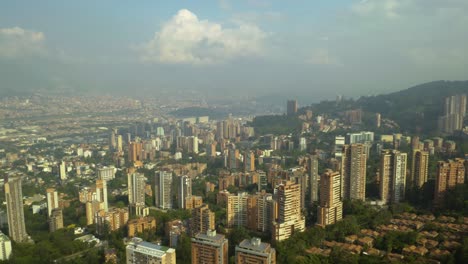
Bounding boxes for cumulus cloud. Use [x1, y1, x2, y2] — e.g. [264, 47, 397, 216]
[0, 27, 46, 57]
[139, 9, 268, 64]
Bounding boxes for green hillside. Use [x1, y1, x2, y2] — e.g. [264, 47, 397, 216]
[357, 80, 468, 133]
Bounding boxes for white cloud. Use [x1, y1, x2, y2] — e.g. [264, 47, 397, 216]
[0, 27, 46, 57]
[352, 0, 407, 19]
[139, 9, 268, 64]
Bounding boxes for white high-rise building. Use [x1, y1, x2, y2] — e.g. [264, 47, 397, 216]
[179, 175, 192, 209]
[0, 232, 12, 260]
[155, 171, 173, 209]
[128, 173, 146, 206]
[126, 237, 176, 264]
[59, 161, 67, 180]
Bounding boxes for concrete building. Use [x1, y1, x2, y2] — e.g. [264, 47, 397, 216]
[128, 173, 147, 216]
[346, 131, 374, 144]
[97, 166, 115, 181]
[380, 150, 407, 204]
[434, 159, 465, 207]
[127, 216, 157, 237]
[226, 192, 249, 228]
[95, 208, 129, 235]
[410, 150, 429, 189]
[191, 230, 228, 264]
[244, 151, 255, 172]
[49, 208, 64, 232]
[191, 204, 215, 236]
[317, 170, 343, 227]
[46, 188, 59, 217]
[179, 175, 192, 209]
[438, 94, 466, 133]
[4, 176, 28, 242]
[155, 171, 173, 209]
[96, 179, 108, 212]
[126, 237, 176, 264]
[0, 232, 12, 261]
[128, 141, 143, 163]
[185, 196, 203, 210]
[287, 100, 298, 116]
[272, 181, 305, 242]
[308, 155, 319, 204]
[341, 144, 367, 201]
[59, 161, 67, 180]
[334, 136, 345, 158]
[235, 237, 276, 264]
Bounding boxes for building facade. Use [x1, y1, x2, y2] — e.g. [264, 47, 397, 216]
[317, 170, 343, 227]
[235, 238, 276, 264]
[191, 230, 228, 264]
[4, 176, 28, 242]
[126, 237, 176, 264]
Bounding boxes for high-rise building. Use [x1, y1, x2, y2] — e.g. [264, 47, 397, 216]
[185, 196, 203, 210]
[334, 136, 345, 158]
[128, 173, 146, 206]
[179, 175, 192, 209]
[438, 94, 467, 133]
[127, 217, 157, 237]
[95, 208, 129, 235]
[155, 171, 173, 209]
[96, 179, 108, 212]
[59, 161, 67, 180]
[375, 113, 381, 128]
[191, 230, 228, 264]
[341, 144, 367, 201]
[228, 147, 240, 170]
[246, 192, 273, 233]
[346, 131, 374, 144]
[226, 192, 249, 228]
[126, 237, 176, 264]
[379, 150, 407, 204]
[128, 141, 143, 163]
[117, 135, 123, 152]
[317, 170, 343, 227]
[308, 155, 319, 204]
[188, 136, 199, 154]
[191, 204, 215, 236]
[272, 181, 305, 242]
[97, 166, 115, 181]
[235, 238, 276, 264]
[0, 232, 12, 261]
[287, 100, 298, 116]
[49, 208, 64, 232]
[410, 150, 429, 189]
[244, 151, 255, 172]
[46, 188, 59, 217]
[434, 159, 465, 207]
[4, 176, 28, 242]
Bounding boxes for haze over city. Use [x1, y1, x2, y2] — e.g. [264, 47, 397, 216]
[0, 1, 467, 264]
[1, 0, 468, 100]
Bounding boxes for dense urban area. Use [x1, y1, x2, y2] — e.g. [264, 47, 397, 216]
[0, 83, 467, 264]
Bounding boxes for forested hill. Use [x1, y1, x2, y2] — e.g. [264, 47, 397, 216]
[357, 80, 468, 133]
[303, 80, 468, 134]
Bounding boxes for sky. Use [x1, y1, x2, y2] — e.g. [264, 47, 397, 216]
[1, 0, 467, 101]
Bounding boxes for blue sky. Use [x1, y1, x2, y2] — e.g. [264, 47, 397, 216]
[1, 0, 467, 100]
